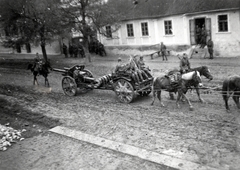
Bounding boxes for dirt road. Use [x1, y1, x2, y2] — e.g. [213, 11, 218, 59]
[0, 53, 240, 170]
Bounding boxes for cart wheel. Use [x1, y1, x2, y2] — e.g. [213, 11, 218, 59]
[114, 79, 135, 103]
[62, 76, 77, 96]
[83, 69, 93, 78]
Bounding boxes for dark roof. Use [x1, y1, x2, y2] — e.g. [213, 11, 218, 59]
[117, 0, 240, 20]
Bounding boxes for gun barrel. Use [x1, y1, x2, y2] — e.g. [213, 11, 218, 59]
[52, 68, 67, 73]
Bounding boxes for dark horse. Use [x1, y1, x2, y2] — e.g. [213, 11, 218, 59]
[222, 75, 240, 111]
[27, 60, 52, 87]
[169, 66, 213, 102]
[151, 70, 202, 110]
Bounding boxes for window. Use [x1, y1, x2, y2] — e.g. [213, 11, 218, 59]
[164, 20, 172, 35]
[127, 24, 134, 37]
[106, 26, 112, 38]
[218, 15, 228, 32]
[141, 22, 149, 36]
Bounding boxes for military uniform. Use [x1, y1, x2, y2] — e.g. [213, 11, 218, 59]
[180, 55, 191, 74]
[137, 57, 152, 80]
[160, 42, 167, 61]
[33, 53, 42, 72]
[207, 39, 214, 59]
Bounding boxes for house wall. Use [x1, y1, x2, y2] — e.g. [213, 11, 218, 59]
[187, 10, 240, 57]
[100, 9, 240, 57]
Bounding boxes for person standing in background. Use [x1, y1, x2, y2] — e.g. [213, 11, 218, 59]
[62, 43, 68, 58]
[207, 37, 214, 59]
[160, 42, 168, 61]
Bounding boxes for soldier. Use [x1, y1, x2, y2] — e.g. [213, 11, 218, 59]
[160, 42, 167, 61]
[200, 26, 207, 48]
[207, 37, 214, 59]
[114, 57, 124, 73]
[33, 53, 42, 73]
[195, 25, 201, 45]
[62, 43, 68, 58]
[179, 53, 191, 74]
[78, 44, 85, 58]
[98, 43, 107, 56]
[130, 55, 145, 82]
[137, 56, 152, 80]
[68, 43, 73, 57]
[115, 57, 141, 85]
[73, 44, 78, 58]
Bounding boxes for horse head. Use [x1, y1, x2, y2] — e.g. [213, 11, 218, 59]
[201, 66, 213, 81]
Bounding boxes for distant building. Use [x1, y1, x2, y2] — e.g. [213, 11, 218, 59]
[99, 0, 240, 57]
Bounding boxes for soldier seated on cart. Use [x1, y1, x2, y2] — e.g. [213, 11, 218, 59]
[137, 56, 153, 80]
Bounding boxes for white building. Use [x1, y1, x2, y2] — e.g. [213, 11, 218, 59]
[100, 0, 240, 57]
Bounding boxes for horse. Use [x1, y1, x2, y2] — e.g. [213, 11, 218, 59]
[151, 70, 203, 110]
[169, 65, 213, 102]
[27, 60, 52, 87]
[222, 75, 240, 111]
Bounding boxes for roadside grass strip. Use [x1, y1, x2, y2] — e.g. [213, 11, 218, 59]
[49, 126, 217, 170]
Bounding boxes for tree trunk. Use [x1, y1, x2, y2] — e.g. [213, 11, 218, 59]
[82, 36, 90, 62]
[41, 42, 48, 61]
[40, 25, 48, 61]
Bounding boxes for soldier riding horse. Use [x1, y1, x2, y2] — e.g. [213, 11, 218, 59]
[27, 60, 52, 87]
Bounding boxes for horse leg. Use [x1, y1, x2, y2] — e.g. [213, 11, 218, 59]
[223, 91, 231, 111]
[177, 90, 193, 110]
[223, 95, 230, 111]
[151, 88, 156, 105]
[157, 90, 164, 107]
[196, 87, 204, 103]
[176, 91, 182, 108]
[45, 77, 50, 87]
[34, 75, 39, 85]
[232, 93, 240, 109]
[182, 93, 194, 111]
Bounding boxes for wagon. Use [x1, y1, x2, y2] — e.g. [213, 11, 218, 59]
[53, 64, 153, 103]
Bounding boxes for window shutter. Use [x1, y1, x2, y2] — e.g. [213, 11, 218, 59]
[205, 18, 211, 39]
[189, 19, 196, 45]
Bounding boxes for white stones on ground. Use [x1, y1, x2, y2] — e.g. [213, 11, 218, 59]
[0, 124, 24, 151]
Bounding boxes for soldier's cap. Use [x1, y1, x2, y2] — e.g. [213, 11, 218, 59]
[118, 57, 122, 61]
[140, 56, 143, 58]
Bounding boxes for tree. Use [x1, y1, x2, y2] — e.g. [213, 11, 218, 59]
[60, 0, 130, 58]
[0, 0, 65, 61]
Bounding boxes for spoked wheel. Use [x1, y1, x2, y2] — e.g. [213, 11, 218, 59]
[62, 76, 77, 96]
[114, 79, 135, 103]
